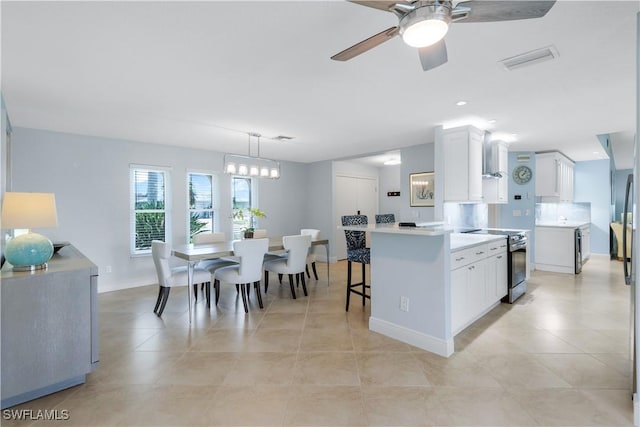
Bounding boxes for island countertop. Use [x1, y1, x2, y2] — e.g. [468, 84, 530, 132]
[450, 233, 507, 251]
[338, 222, 452, 236]
[536, 221, 590, 228]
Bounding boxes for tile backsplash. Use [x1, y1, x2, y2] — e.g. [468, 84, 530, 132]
[444, 203, 488, 229]
[535, 202, 591, 223]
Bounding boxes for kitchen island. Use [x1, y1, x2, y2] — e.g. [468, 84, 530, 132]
[535, 221, 590, 274]
[339, 223, 507, 357]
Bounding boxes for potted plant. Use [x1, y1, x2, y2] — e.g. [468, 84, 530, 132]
[233, 207, 266, 238]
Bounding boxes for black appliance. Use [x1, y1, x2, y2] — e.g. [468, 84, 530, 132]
[462, 229, 528, 303]
[575, 228, 583, 274]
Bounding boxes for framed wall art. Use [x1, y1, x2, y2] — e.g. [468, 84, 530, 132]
[409, 172, 435, 207]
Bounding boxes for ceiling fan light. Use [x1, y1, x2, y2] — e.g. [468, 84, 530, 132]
[399, 4, 451, 48]
[402, 19, 449, 48]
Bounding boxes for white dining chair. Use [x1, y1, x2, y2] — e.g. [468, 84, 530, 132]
[254, 229, 286, 262]
[151, 240, 211, 317]
[263, 234, 311, 299]
[213, 238, 269, 313]
[301, 228, 321, 280]
[192, 232, 239, 306]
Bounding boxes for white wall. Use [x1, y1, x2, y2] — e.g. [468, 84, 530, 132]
[10, 127, 310, 292]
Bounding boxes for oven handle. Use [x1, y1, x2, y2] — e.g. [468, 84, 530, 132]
[510, 242, 528, 251]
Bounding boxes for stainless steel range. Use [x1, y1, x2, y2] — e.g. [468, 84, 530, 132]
[463, 229, 528, 303]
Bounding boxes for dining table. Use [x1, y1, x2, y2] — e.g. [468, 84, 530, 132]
[172, 236, 330, 320]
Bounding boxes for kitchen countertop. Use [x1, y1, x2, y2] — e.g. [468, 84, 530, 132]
[450, 233, 506, 251]
[536, 221, 590, 228]
[339, 222, 453, 236]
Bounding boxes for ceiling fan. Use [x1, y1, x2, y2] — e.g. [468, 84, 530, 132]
[331, 0, 556, 71]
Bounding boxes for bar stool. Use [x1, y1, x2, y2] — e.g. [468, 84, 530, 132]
[341, 215, 370, 311]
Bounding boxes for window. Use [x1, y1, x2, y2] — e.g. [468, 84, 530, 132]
[130, 166, 170, 255]
[232, 176, 252, 239]
[188, 172, 215, 242]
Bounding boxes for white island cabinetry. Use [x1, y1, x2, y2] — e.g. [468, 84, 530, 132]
[338, 224, 510, 357]
[450, 238, 507, 335]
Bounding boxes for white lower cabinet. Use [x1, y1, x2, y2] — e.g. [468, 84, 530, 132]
[535, 226, 577, 274]
[486, 247, 508, 301]
[451, 239, 507, 335]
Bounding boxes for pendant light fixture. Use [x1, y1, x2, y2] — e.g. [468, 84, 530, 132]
[223, 133, 280, 179]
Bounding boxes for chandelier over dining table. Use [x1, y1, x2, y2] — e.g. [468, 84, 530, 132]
[223, 132, 280, 179]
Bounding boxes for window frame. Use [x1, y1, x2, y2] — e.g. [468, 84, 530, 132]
[231, 176, 255, 240]
[187, 170, 217, 243]
[130, 164, 172, 256]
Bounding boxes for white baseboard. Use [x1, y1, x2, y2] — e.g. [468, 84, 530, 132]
[369, 316, 454, 357]
[534, 263, 575, 274]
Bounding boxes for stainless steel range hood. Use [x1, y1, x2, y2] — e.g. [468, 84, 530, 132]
[482, 131, 505, 179]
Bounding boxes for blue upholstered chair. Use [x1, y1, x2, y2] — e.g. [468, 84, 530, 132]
[375, 213, 395, 224]
[341, 215, 370, 311]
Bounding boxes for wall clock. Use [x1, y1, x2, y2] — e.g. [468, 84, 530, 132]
[513, 165, 532, 185]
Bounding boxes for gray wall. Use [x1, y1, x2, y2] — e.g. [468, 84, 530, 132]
[378, 163, 402, 219]
[11, 127, 310, 292]
[400, 143, 435, 222]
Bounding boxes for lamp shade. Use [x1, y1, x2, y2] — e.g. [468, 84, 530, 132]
[2, 192, 58, 271]
[1, 192, 58, 229]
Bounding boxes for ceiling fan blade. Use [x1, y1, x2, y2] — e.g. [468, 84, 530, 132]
[456, 1, 556, 23]
[349, 0, 414, 12]
[418, 39, 448, 71]
[331, 26, 400, 62]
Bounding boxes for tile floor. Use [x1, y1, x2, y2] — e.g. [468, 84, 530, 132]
[4, 255, 635, 426]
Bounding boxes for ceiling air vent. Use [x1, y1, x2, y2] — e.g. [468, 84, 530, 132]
[500, 45, 559, 71]
[272, 135, 295, 141]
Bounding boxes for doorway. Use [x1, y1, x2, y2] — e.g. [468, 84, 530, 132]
[334, 174, 378, 260]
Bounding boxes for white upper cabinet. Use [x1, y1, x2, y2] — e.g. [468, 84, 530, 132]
[440, 125, 484, 202]
[482, 141, 509, 204]
[535, 152, 574, 202]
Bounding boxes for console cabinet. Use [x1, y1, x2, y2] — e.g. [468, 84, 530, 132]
[1, 245, 99, 409]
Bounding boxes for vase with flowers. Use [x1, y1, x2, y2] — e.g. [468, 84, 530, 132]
[233, 207, 266, 238]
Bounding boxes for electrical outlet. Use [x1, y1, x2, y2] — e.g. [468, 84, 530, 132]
[400, 296, 409, 312]
[105, 265, 112, 273]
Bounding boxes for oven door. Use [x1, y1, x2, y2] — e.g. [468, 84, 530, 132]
[510, 242, 527, 288]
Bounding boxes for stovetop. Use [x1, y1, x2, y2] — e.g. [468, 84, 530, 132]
[459, 229, 527, 243]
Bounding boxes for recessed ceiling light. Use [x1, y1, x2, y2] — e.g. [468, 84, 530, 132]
[488, 119, 497, 124]
[456, 100, 467, 106]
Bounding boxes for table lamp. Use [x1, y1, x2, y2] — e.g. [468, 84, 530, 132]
[1, 192, 58, 271]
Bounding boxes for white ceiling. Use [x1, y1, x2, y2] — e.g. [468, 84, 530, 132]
[1, 1, 638, 165]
